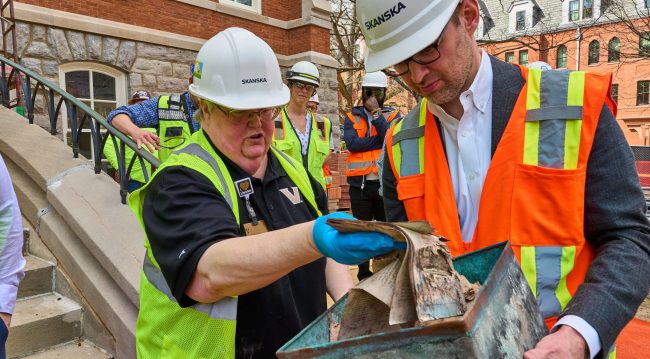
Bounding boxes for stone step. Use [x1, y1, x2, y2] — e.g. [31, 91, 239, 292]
[7, 293, 83, 358]
[17, 256, 55, 299]
[19, 340, 112, 359]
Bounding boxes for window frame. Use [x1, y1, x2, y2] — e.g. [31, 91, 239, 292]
[519, 50, 529, 66]
[221, 0, 262, 14]
[557, 45, 568, 68]
[637, 80, 650, 106]
[640, 32, 650, 57]
[569, 0, 580, 21]
[505, 51, 515, 63]
[611, 84, 619, 104]
[608, 37, 621, 62]
[58, 62, 128, 160]
[583, 0, 594, 19]
[515, 10, 526, 31]
[588, 40, 600, 65]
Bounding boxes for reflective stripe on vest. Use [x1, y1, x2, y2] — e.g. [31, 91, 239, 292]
[142, 255, 237, 320]
[391, 100, 427, 178]
[524, 70, 585, 169]
[520, 245, 575, 318]
[175, 143, 234, 209]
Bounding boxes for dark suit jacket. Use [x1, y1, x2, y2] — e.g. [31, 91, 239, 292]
[382, 55, 650, 358]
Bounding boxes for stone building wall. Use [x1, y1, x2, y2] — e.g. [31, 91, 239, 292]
[12, 21, 341, 147]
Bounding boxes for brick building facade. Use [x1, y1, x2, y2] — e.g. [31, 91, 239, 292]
[477, 0, 650, 145]
[8, 0, 339, 156]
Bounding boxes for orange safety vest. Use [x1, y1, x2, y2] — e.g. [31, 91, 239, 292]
[386, 67, 616, 331]
[345, 109, 400, 177]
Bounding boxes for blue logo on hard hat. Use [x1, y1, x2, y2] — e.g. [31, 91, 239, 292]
[365, 2, 406, 30]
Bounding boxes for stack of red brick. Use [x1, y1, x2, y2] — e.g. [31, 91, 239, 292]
[326, 152, 351, 212]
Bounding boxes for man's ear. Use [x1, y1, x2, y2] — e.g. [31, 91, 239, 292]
[459, 0, 481, 34]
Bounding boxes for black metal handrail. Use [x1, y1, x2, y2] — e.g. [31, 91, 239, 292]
[0, 54, 160, 204]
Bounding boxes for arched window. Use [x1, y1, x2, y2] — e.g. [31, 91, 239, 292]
[557, 45, 568, 68]
[608, 38, 621, 62]
[588, 40, 600, 65]
[59, 63, 127, 160]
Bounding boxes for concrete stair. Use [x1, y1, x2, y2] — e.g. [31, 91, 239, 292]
[6, 255, 110, 358]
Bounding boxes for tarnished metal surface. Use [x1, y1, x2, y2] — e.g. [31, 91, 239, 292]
[277, 242, 547, 358]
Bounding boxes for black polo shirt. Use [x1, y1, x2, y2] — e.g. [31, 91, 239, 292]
[142, 133, 329, 358]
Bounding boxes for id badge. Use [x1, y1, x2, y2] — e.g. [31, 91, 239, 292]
[243, 220, 269, 236]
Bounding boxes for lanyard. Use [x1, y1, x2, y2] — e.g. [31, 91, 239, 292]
[234, 177, 258, 225]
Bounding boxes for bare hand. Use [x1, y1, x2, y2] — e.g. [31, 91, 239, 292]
[524, 326, 588, 359]
[1, 312, 11, 328]
[131, 128, 160, 153]
[364, 96, 380, 114]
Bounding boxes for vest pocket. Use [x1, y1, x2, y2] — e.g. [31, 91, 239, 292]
[273, 140, 297, 158]
[165, 126, 183, 137]
[396, 174, 426, 221]
[510, 163, 586, 246]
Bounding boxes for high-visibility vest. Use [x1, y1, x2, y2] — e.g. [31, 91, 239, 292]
[157, 94, 195, 162]
[129, 130, 321, 358]
[272, 108, 331, 189]
[386, 67, 616, 332]
[102, 128, 158, 184]
[345, 109, 399, 177]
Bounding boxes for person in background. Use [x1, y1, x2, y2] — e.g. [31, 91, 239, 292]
[129, 27, 402, 358]
[272, 62, 331, 189]
[103, 90, 157, 192]
[306, 93, 335, 188]
[343, 71, 401, 281]
[107, 68, 199, 163]
[360, 0, 650, 357]
[0, 154, 26, 359]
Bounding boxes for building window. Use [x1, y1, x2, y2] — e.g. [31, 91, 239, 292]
[640, 33, 650, 57]
[516, 11, 526, 31]
[569, 0, 580, 21]
[519, 50, 529, 66]
[588, 40, 600, 65]
[557, 45, 568, 68]
[608, 38, 621, 62]
[59, 63, 127, 160]
[637, 81, 650, 105]
[221, 0, 261, 13]
[505, 52, 515, 63]
[611, 84, 619, 104]
[583, 0, 594, 19]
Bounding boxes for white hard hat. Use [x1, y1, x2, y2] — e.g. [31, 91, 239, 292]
[361, 71, 388, 88]
[528, 61, 552, 71]
[308, 93, 319, 104]
[188, 27, 289, 110]
[357, 0, 461, 72]
[286, 61, 320, 86]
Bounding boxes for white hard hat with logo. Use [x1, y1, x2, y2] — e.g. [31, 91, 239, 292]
[528, 61, 552, 71]
[361, 71, 388, 88]
[357, 0, 461, 72]
[308, 93, 320, 104]
[189, 27, 289, 110]
[286, 61, 320, 86]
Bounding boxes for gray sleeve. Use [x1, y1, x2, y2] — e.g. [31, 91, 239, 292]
[561, 105, 650, 357]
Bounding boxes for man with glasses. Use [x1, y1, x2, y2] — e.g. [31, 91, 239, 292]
[273, 61, 332, 189]
[359, 0, 650, 358]
[343, 71, 401, 281]
[129, 28, 404, 358]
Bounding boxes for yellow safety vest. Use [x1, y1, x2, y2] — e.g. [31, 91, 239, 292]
[103, 128, 158, 184]
[129, 129, 320, 358]
[157, 94, 195, 162]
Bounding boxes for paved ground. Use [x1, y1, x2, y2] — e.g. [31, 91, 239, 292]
[636, 292, 650, 321]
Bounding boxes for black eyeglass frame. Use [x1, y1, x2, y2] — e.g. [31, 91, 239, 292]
[381, 21, 452, 78]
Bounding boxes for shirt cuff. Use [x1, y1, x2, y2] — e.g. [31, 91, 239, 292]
[553, 315, 601, 359]
[0, 284, 19, 314]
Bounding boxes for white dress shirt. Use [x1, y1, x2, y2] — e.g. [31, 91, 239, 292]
[428, 51, 600, 358]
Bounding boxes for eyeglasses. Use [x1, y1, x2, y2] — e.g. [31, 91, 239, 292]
[290, 81, 316, 93]
[215, 104, 279, 123]
[363, 89, 385, 98]
[382, 22, 449, 77]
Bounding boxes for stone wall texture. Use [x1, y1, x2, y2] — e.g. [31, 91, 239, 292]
[12, 22, 340, 146]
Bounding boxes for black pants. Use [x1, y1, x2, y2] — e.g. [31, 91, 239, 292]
[349, 180, 386, 281]
[1, 318, 7, 359]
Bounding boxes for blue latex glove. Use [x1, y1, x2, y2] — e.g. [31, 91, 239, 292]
[312, 212, 407, 265]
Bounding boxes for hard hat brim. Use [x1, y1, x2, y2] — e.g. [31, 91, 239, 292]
[189, 83, 291, 111]
[363, 0, 460, 73]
